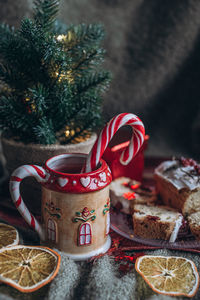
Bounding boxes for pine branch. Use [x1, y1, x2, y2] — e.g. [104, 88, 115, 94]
[0, 23, 15, 44]
[33, 117, 56, 144]
[0, 1, 111, 145]
[27, 85, 48, 116]
[46, 84, 74, 131]
[62, 24, 106, 73]
[0, 96, 33, 136]
[74, 71, 111, 95]
[0, 26, 47, 88]
[67, 91, 103, 127]
[67, 24, 105, 50]
[33, 0, 59, 32]
[70, 48, 105, 76]
[0, 63, 29, 91]
[53, 19, 68, 34]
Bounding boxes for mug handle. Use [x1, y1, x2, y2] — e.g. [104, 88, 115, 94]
[9, 164, 50, 240]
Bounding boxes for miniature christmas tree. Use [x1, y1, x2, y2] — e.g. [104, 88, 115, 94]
[0, 0, 111, 145]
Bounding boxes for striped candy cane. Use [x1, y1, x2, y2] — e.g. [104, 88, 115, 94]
[82, 113, 145, 173]
[9, 165, 50, 240]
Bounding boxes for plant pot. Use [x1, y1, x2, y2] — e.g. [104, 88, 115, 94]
[1, 133, 97, 214]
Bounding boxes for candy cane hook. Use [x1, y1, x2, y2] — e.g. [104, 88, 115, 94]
[9, 165, 50, 240]
[82, 113, 145, 173]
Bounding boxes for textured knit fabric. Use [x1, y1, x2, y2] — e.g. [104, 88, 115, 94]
[0, 225, 200, 300]
[46, 252, 81, 300]
[81, 256, 137, 300]
[0, 249, 200, 300]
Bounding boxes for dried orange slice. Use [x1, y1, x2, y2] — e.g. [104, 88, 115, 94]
[0, 245, 61, 292]
[0, 223, 19, 249]
[135, 255, 199, 298]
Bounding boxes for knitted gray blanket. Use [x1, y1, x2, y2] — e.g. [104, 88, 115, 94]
[0, 226, 199, 300]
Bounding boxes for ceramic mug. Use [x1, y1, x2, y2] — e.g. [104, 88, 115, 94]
[9, 153, 112, 260]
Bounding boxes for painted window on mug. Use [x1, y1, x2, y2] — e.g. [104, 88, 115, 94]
[79, 222, 92, 246]
[47, 218, 57, 242]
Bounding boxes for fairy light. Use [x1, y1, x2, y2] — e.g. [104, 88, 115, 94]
[66, 70, 74, 83]
[70, 129, 75, 136]
[56, 31, 76, 51]
[56, 31, 73, 43]
[55, 70, 74, 83]
[64, 126, 70, 137]
[56, 34, 67, 42]
[24, 96, 36, 112]
[62, 125, 92, 143]
[31, 103, 36, 111]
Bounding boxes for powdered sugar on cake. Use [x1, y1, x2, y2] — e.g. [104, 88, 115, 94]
[155, 160, 200, 191]
[169, 214, 183, 242]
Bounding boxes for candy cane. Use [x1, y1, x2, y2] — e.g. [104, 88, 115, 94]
[82, 113, 145, 173]
[9, 165, 50, 240]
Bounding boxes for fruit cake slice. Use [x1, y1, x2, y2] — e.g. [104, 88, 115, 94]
[187, 212, 200, 240]
[132, 204, 183, 242]
[110, 177, 156, 214]
[154, 158, 200, 216]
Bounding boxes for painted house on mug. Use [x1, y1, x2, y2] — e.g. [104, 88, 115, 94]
[42, 198, 110, 248]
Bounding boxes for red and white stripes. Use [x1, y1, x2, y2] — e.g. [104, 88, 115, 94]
[82, 113, 145, 173]
[9, 165, 49, 240]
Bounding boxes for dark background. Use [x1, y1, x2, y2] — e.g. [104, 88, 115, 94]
[1, 0, 200, 158]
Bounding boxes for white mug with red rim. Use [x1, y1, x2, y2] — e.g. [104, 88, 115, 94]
[9, 153, 112, 260]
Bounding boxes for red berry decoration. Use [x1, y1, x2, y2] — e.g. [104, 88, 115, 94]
[180, 157, 200, 175]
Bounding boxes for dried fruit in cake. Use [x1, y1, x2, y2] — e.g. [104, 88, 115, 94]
[135, 255, 199, 297]
[0, 245, 61, 292]
[110, 177, 156, 214]
[177, 218, 189, 238]
[154, 158, 200, 216]
[132, 204, 183, 242]
[0, 223, 19, 249]
[187, 211, 200, 240]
